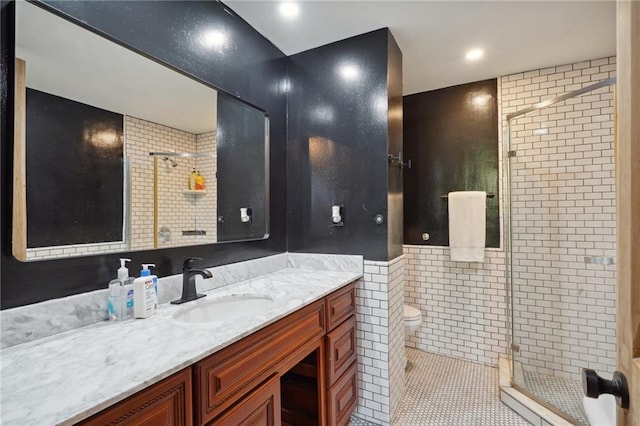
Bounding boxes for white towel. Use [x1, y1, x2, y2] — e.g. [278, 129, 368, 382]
[448, 191, 486, 262]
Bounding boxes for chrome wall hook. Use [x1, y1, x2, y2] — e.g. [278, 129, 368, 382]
[388, 152, 411, 168]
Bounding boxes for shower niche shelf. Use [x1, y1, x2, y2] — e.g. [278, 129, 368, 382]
[182, 189, 207, 195]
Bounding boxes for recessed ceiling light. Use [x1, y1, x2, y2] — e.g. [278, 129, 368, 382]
[200, 30, 227, 49]
[466, 49, 484, 61]
[471, 93, 491, 107]
[338, 63, 360, 81]
[279, 2, 299, 19]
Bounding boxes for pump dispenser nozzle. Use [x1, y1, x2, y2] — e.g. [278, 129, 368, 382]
[117, 258, 131, 280]
[140, 263, 156, 277]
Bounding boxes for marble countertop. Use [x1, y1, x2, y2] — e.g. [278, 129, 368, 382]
[0, 267, 362, 426]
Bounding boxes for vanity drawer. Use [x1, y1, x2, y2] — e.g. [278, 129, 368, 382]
[327, 361, 357, 426]
[208, 374, 281, 426]
[78, 368, 192, 426]
[326, 314, 357, 387]
[194, 299, 325, 425]
[325, 282, 356, 331]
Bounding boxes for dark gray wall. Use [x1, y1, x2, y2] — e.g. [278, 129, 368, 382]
[403, 79, 500, 247]
[1, 1, 288, 309]
[25, 89, 124, 248]
[216, 92, 267, 241]
[287, 29, 398, 261]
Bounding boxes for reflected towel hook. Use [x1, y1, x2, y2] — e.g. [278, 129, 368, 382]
[388, 152, 411, 168]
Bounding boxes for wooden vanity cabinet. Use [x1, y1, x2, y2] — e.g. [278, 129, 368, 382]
[326, 315, 357, 387]
[324, 283, 358, 426]
[201, 281, 358, 426]
[194, 300, 326, 425]
[327, 362, 358, 426]
[76, 281, 358, 426]
[325, 283, 356, 330]
[280, 342, 325, 426]
[78, 368, 192, 426]
[208, 374, 282, 426]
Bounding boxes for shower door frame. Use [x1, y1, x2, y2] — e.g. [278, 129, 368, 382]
[503, 76, 617, 424]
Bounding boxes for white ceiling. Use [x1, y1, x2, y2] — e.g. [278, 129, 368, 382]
[225, 1, 617, 95]
[16, 1, 217, 135]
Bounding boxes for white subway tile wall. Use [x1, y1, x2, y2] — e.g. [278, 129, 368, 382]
[354, 256, 405, 425]
[27, 241, 128, 260]
[126, 115, 158, 250]
[403, 57, 616, 380]
[134, 118, 198, 249]
[503, 57, 617, 380]
[387, 256, 405, 422]
[403, 247, 508, 366]
[195, 131, 217, 245]
[126, 116, 217, 250]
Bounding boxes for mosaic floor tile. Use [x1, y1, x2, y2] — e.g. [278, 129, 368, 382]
[351, 348, 531, 425]
[521, 369, 588, 425]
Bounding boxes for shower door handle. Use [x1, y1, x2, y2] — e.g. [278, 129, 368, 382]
[582, 368, 629, 409]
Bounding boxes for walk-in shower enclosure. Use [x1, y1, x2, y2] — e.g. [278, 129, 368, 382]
[504, 74, 617, 425]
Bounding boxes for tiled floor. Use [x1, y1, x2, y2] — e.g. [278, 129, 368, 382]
[351, 348, 530, 425]
[350, 415, 381, 426]
[521, 370, 588, 425]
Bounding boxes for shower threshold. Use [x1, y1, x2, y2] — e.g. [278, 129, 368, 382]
[498, 357, 577, 426]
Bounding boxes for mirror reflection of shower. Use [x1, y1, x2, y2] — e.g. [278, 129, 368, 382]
[149, 151, 217, 248]
[162, 156, 178, 168]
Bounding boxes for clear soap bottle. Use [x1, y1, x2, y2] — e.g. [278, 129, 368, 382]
[108, 258, 134, 321]
[118, 258, 135, 319]
[107, 278, 124, 322]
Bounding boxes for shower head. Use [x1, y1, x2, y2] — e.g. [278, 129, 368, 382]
[163, 156, 178, 167]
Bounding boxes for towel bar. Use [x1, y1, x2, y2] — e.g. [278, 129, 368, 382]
[440, 192, 495, 200]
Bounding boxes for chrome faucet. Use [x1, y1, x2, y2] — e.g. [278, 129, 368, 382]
[171, 257, 213, 304]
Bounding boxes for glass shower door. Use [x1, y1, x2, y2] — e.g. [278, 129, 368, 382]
[507, 80, 617, 425]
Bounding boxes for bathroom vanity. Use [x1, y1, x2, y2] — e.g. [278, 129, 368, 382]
[0, 263, 362, 426]
[81, 282, 357, 426]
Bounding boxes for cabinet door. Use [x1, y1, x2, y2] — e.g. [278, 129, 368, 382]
[79, 369, 192, 426]
[327, 362, 357, 426]
[325, 282, 356, 331]
[210, 374, 281, 426]
[195, 300, 324, 424]
[326, 315, 356, 387]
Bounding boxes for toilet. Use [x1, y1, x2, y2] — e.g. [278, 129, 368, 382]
[403, 304, 423, 369]
[404, 304, 422, 335]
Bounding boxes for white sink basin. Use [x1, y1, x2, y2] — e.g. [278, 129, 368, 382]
[173, 294, 274, 324]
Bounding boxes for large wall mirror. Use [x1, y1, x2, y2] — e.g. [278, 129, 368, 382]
[13, 1, 269, 262]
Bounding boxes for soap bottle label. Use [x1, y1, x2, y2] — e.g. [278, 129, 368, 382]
[126, 289, 134, 308]
[195, 171, 204, 190]
[152, 276, 158, 309]
[108, 300, 116, 320]
[144, 279, 156, 315]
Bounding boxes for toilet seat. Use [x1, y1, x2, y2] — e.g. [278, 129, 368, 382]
[405, 317, 422, 327]
[404, 304, 421, 322]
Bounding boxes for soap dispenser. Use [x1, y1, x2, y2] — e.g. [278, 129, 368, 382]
[107, 278, 124, 322]
[107, 258, 131, 321]
[133, 264, 158, 319]
[118, 258, 134, 319]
